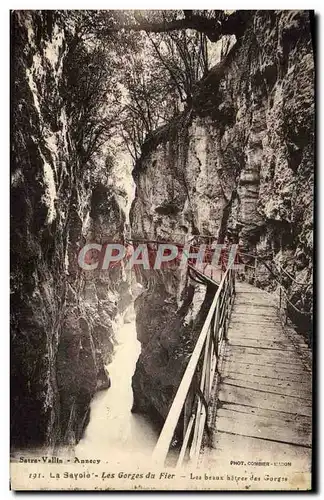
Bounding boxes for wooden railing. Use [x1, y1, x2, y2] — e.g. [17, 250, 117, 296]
[151, 261, 236, 467]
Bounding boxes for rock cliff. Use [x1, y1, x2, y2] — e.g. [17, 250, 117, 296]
[11, 11, 130, 450]
[131, 11, 314, 425]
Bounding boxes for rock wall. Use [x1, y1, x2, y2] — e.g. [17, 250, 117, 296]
[131, 11, 314, 424]
[10, 11, 129, 450]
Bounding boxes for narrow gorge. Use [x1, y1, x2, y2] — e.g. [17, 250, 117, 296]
[11, 10, 314, 466]
[11, 11, 133, 451]
[130, 10, 314, 427]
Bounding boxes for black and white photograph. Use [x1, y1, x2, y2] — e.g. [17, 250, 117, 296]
[10, 9, 314, 491]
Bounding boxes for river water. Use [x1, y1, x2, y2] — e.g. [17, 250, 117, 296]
[75, 309, 158, 466]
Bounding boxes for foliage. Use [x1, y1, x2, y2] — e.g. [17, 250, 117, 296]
[61, 10, 238, 164]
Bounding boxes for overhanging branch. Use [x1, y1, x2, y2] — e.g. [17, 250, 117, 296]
[103, 12, 249, 43]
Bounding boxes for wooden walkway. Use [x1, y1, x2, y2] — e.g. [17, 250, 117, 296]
[201, 281, 312, 482]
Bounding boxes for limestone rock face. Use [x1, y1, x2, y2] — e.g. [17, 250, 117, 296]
[11, 11, 129, 450]
[131, 11, 314, 424]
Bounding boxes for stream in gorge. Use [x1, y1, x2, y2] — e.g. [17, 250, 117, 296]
[74, 307, 158, 465]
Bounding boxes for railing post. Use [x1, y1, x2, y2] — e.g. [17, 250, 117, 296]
[224, 275, 230, 341]
[176, 414, 195, 469]
[204, 328, 212, 403]
[183, 381, 194, 443]
[279, 263, 281, 303]
[285, 297, 288, 325]
[191, 324, 211, 459]
[213, 301, 220, 360]
[228, 269, 233, 307]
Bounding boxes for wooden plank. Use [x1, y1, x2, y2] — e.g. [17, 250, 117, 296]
[218, 384, 312, 417]
[219, 402, 312, 423]
[234, 295, 275, 300]
[230, 318, 282, 327]
[233, 302, 278, 312]
[228, 324, 292, 335]
[216, 409, 311, 447]
[231, 312, 281, 320]
[228, 332, 296, 343]
[231, 314, 280, 322]
[225, 357, 307, 372]
[233, 305, 277, 311]
[234, 303, 278, 309]
[224, 356, 310, 376]
[234, 299, 276, 305]
[225, 354, 306, 369]
[223, 374, 312, 398]
[226, 345, 308, 360]
[228, 339, 308, 353]
[227, 343, 308, 359]
[223, 365, 311, 384]
[227, 338, 308, 350]
[228, 331, 303, 342]
[221, 376, 312, 402]
[224, 355, 307, 371]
